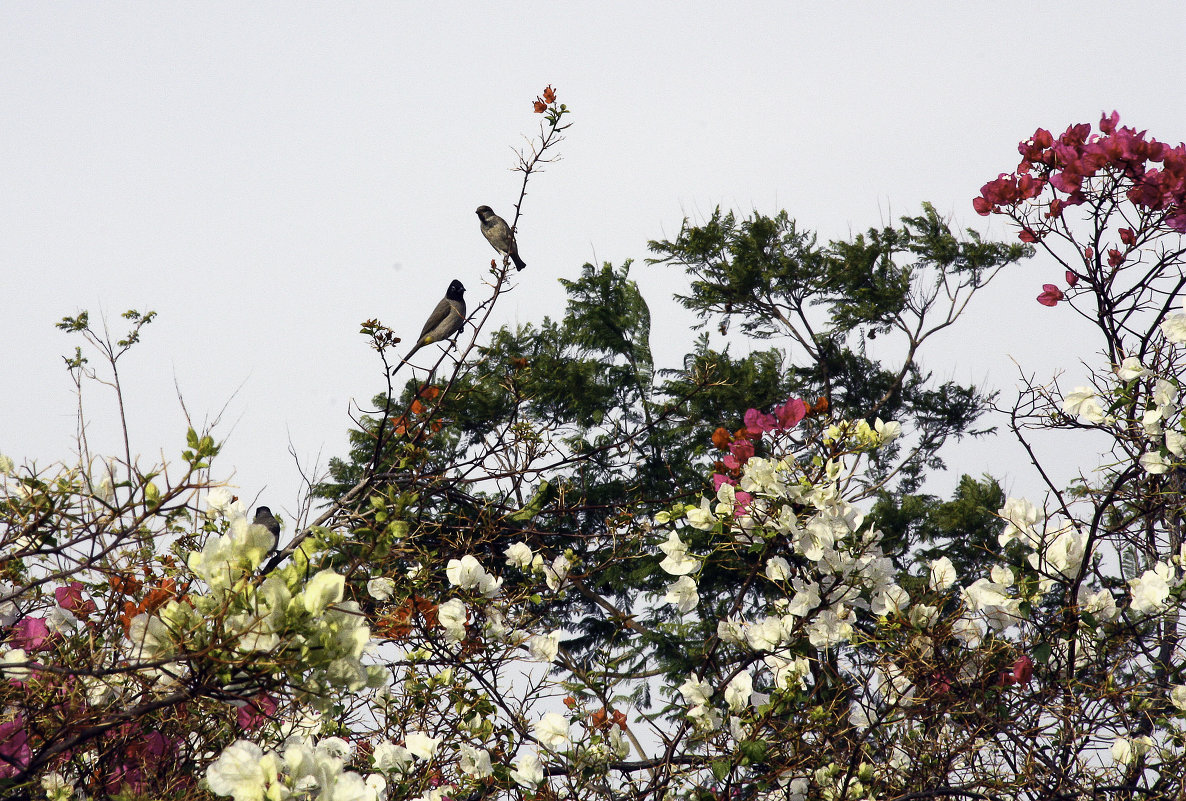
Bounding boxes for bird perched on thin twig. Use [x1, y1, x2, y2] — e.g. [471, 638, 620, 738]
[391, 279, 467, 375]
[476, 205, 526, 270]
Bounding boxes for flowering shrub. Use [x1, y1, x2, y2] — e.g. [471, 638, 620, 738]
[6, 105, 1186, 801]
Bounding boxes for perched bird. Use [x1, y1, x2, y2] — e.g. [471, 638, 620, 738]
[253, 506, 281, 540]
[391, 279, 467, 375]
[253, 506, 281, 563]
[476, 205, 526, 270]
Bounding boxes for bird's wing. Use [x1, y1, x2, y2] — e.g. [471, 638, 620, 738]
[418, 297, 454, 340]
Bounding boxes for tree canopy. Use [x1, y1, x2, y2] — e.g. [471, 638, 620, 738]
[4, 96, 1186, 801]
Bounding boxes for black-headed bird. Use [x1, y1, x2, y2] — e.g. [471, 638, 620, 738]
[391, 279, 467, 375]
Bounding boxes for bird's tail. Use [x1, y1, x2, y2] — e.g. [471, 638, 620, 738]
[390, 348, 415, 376]
[511, 253, 526, 271]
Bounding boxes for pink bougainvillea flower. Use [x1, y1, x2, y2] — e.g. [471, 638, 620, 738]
[1118, 227, 1136, 246]
[0, 716, 30, 778]
[237, 693, 278, 730]
[1011, 654, 1034, 685]
[733, 490, 753, 516]
[1018, 228, 1038, 243]
[728, 438, 754, 464]
[11, 617, 50, 651]
[721, 453, 741, 471]
[712, 473, 735, 492]
[55, 582, 97, 617]
[774, 397, 808, 430]
[1037, 284, 1064, 307]
[743, 408, 777, 435]
[1065, 271, 1079, 287]
[1167, 206, 1186, 234]
[1084, 246, 1094, 260]
[1108, 248, 1125, 268]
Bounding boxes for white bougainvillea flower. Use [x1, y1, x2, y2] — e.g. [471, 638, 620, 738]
[717, 617, 746, 645]
[871, 584, 910, 616]
[664, 575, 700, 613]
[874, 418, 902, 443]
[658, 531, 698, 576]
[303, 570, 345, 614]
[1079, 587, 1119, 622]
[366, 577, 396, 601]
[1140, 450, 1169, 474]
[678, 674, 713, 706]
[1117, 356, 1149, 381]
[543, 553, 573, 591]
[724, 671, 754, 712]
[1154, 379, 1179, 415]
[459, 744, 493, 778]
[445, 555, 502, 597]
[685, 497, 717, 530]
[687, 703, 722, 732]
[1062, 387, 1106, 423]
[534, 712, 571, 751]
[1129, 561, 1174, 614]
[404, 731, 440, 761]
[528, 630, 560, 662]
[504, 541, 534, 569]
[928, 556, 957, 591]
[437, 599, 467, 644]
[784, 583, 821, 618]
[510, 751, 544, 789]
[1167, 429, 1186, 458]
[808, 606, 855, 647]
[765, 555, 791, 581]
[372, 741, 413, 774]
[206, 740, 267, 801]
[998, 497, 1043, 548]
[1160, 308, 1186, 344]
[990, 565, 1015, 587]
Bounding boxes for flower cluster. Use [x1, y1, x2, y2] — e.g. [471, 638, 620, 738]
[975, 111, 1186, 233]
[130, 501, 379, 705]
[208, 736, 387, 801]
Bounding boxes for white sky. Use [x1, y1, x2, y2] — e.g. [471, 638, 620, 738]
[4, 3, 1186, 522]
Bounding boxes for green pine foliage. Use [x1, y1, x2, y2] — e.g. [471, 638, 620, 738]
[317, 204, 1029, 670]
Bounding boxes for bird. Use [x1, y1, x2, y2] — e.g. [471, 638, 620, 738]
[476, 205, 526, 270]
[391, 279, 467, 375]
[253, 506, 281, 540]
[253, 506, 281, 564]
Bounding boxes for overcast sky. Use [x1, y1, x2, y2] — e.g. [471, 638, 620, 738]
[4, 4, 1186, 523]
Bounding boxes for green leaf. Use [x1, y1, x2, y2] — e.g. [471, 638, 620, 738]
[1033, 642, 1052, 664]
[739, 739, 767, 763]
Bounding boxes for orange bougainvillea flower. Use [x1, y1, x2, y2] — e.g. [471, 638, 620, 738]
[811, 396, 829, 414]
[533, 99, 547, 114]
[542, 85, 556, 104]
[118, 579, 178, 634]
[711, 426, 731, 450]
[588, 707, 627, 732]
[110, 574, 143, 596]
